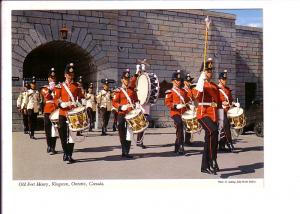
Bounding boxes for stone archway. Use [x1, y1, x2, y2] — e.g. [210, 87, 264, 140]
[23, 40, 97, 85]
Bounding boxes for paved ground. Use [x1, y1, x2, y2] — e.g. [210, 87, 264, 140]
[13, 127, 263, 180]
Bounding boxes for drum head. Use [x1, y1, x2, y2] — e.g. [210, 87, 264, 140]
[136, 74, 150, 105]
[68, 106, 85, 115]
[182, 110, 196, 120]
[125, 108, 141, 120]
[227, 107, 244, 117]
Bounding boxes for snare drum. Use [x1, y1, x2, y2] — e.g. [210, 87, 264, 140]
[67, 106, 89, 131]
[227, 107, 246, 129]
[182, 110, 202, 133]
[125, 108, 149, 134]
[136, 73, 160, 105]
[49, 109, 59, 127]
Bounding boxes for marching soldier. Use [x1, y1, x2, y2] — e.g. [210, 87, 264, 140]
[183, 73, 196, 145]
[134, 61, 151, 149]
[85, 83, 97, 131]
[111, 87, 118, 132]
[17, 82, 30, 134]
[218, 70, 238, 152]
[195, 58, 222, 174]
[54, 63, 84, 164]
[97, 78, 113, 136]
[165, 70, 189, 155]
[40, 68, 58, 155]
[112, 69, 138, 158]
[25, 77, 40, 139]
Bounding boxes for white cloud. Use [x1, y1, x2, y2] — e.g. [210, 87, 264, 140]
[246, 23, 262, 28]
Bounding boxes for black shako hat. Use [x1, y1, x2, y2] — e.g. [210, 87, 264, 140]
[218, 70, 228, 80]
[65, 62, 75, 74]
[121, 68, 131, 79]
[200, 58, 213, 72]
[184, 73, 194, 82]
[172, 70, 183, 81]
[48, 67, 56, 78]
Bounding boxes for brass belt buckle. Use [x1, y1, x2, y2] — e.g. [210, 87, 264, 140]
[211, 102, 217, 108]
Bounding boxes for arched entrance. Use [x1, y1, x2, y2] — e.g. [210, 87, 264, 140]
[23, 40, 96, 86]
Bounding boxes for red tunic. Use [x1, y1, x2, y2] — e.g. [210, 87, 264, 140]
[165, 87, 189, 117]
[218, 84, 233, 112]
[112, 76, 138, 115]
[40, 85, 57, 114]
[54, 81, 84, 116]
[195, 81, 221, 122]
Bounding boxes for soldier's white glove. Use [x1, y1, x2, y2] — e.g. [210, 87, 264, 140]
[49, 81, 55, 90]
[60, 101, 72, 108]
[120, 104, 128, 111]
[75, 101, 82, 107]
[175, 104, 185, 109]
[234, 102, 240, 108]
[141, 64, 146, 71]
[136, 64, 141, 75]
[196, 72, 206, 92]
[189, 104, 195, 111]
[217, 109, 224, 130]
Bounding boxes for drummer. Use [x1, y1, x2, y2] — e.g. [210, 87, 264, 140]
[85, 83, 97, 132]
[194, 58, 222, 174]
[183, 73, 196, 145]
[133, 61, 151, 149]
[218, 70, 239, 152]
[40, 68, 58, 155]
[165, 70, 189, 155]
[54, 63, 84, 164]
[112, 69, 138, 158]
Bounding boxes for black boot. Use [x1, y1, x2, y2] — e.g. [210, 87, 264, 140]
[212, 160, 220, 172]
[30, 131, 36, 139]
[101, 127, 107, 136]
[67, 155, 75, 164]
[63, 153, 68, 161]
[121, 143, 127, 157]
[174, 144, 180, 155]
[178, 144, 185, 155]
[67, 143, 75, 164]
[113, 124, 117, 132]
[50, 138, 57, 155]
[209, 161, 217, 175]
[125, 141, 133, 158]
[226, 141, 235, 151]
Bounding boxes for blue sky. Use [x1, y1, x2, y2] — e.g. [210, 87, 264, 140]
[210, 9, 263, 28]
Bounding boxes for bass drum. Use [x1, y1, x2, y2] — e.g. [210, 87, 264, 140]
[136, 73, 160, 105]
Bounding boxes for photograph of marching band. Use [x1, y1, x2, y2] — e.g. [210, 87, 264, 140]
[11, 9, 263, 179]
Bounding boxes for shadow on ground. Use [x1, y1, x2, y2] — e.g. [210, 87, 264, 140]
[219, 162, 264, 178]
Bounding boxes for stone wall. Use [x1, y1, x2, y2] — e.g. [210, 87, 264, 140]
[11, 9, 263, 130]
[117, 10, 237, 127]
[236, 25, 263, 107]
